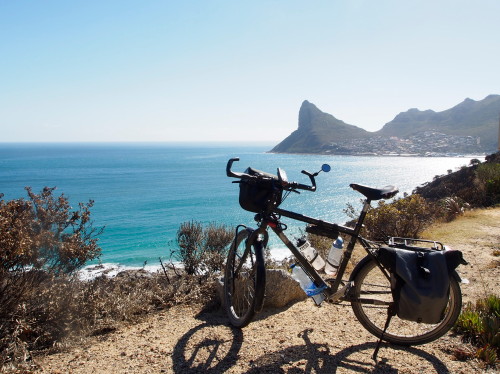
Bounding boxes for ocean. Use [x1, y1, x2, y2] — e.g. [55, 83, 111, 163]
[0, 143, 480, 275]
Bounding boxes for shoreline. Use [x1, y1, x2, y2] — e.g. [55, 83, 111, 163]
[267, 151, 487, 158]
[78, 246, 293, 281]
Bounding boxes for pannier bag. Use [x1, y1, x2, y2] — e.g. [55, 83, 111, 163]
[377, 247, 463, 324]
[238, 167, 283, 213]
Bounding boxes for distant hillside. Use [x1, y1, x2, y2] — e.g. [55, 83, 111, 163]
[270, 101, 369, 153]
[377, 95, 500, 151]
[271, 95, 500, 154]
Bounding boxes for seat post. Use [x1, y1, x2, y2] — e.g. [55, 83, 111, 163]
[353, 199, 371, 236]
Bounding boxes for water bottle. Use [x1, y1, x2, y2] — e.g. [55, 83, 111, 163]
[325, 236, 343, 275]
[289, 264, 326, 305]
[296, 237, 326, 271]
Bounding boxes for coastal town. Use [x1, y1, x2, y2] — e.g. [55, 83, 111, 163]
[323, 131, 484, 156]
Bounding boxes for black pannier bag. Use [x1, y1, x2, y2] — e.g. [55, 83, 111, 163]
[377, 246, 463, 324]
[238, 167, 283, 213]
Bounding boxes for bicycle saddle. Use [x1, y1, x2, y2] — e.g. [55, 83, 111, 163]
[350, 183, 399, 201]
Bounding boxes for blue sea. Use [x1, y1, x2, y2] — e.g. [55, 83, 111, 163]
[0, 143, 480, 274]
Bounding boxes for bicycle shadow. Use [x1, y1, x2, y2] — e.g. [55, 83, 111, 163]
[173, 317, 452, 374]
[171, 310, 244, 373]
[244, 328, 451, 373]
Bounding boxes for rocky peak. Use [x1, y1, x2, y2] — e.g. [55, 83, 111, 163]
[298, 100, 322, 129]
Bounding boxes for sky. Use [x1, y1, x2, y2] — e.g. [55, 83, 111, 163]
[1, 0, 499, 143]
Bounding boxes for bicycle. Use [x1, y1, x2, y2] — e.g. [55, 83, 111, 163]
[223, 157, 465, 347]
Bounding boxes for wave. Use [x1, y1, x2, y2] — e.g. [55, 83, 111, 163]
[78, 246, 294, 281]
[77, 262, 167, 281]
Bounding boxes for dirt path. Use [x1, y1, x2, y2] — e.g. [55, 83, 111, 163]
[35, 208, 500, 373]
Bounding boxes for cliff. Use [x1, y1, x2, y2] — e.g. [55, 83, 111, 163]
[270, 100, 369, 154]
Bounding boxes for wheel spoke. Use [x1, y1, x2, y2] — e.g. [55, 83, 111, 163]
[223, 230, 265, 328]
[351, 258, 461, 346]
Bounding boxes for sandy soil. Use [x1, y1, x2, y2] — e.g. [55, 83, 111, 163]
[35, 209, 500, 374]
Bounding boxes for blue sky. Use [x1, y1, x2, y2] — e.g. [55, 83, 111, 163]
[1, 1, 499, 143]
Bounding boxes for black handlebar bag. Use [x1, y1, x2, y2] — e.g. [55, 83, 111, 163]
[378, 247, 460, 324]
[238, 167, 282, 213]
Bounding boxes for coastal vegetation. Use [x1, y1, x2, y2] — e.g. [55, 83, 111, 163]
[453, 295, 500, 365]
[172, 221, 233, 276]
[0, 187, 103, 370]
[0, 153, 499, 371]
[349, 151, 500, 243]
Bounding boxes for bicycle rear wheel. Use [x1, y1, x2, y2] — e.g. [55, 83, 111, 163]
[224, 228, 266, 328]
[350, 256, 462, 346]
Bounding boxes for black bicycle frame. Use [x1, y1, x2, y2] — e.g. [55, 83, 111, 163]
[253, 198, 374, 299]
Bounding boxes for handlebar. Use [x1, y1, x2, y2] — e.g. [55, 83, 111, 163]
[226, 158, 317, 192]
[226, 158, 246, 178]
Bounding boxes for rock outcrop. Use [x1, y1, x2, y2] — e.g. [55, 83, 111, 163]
[217, 269, 306, 310]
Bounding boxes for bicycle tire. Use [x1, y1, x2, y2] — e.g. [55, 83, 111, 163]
[350, 256, 462, 346]
[224, 228, 266, 328]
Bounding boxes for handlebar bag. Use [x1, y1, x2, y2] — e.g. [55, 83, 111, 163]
[238, 167, 283, 213]
[377, 246, 462, 324]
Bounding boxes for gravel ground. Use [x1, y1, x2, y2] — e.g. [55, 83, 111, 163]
[35, 209, 500, 373]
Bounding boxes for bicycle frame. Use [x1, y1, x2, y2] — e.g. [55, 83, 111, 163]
[253, 197, 378, 302]
[225, 159, 464, 349]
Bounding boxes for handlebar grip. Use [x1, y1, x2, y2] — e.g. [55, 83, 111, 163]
[301, 170, 312, 177]
[295, 182, 316, 192]
[226, 158, 240, 177]
[226, 157, 254, 179]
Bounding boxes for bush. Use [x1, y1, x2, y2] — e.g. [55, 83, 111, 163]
[454, 294, 500, 366]
[437, 196, 471, 222]
[476, 163, 500, 202]
[0, 187, 102, 275]
[203, 222, 234, 274]
[0, 187, 103, 370]
[174, 221, 233, 275]
[362, 194, 435, 241]
[175, 221, 204, 275]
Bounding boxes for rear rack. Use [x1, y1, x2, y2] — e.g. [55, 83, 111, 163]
[387, 237, 444, 251]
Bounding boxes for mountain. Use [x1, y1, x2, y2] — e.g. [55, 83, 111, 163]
[270, 100, 370, 153]
[376, 95, 500, 151]
[271, 95, 500, 154]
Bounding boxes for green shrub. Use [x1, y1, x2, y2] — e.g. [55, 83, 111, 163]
[476, 163, 500, 201]
[454, 294, 500, 366]
[362, 194, 435, 241]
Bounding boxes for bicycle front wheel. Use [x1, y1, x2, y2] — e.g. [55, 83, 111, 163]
[224, 228, 266, 328]
[350, 257, 462, 346]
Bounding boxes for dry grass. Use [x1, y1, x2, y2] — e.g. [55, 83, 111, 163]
[0, 270, 219, 372]
[421, 207, 500, 251]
